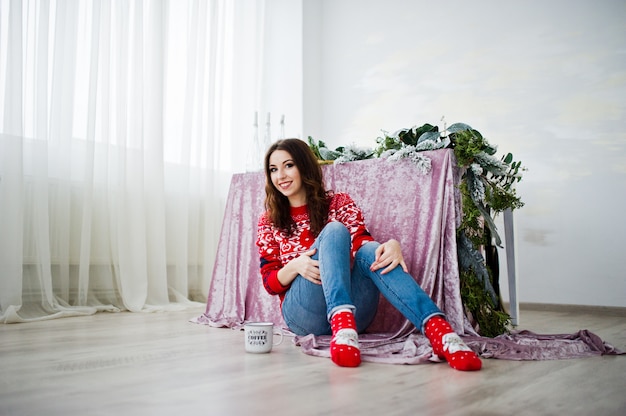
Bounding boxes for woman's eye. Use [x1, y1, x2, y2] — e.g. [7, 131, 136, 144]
[285, 163, 294, 168]
[269, 167, 277, 173]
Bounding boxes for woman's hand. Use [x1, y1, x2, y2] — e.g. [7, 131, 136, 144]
[278, 248, 321, 286]
[370, 239, 408, 275]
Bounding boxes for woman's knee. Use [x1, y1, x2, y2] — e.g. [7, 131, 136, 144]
[321, 221, 349, 237]
[316, 222, 351, 250]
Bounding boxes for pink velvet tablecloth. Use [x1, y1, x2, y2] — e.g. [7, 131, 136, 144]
[192, 149, 623, 364]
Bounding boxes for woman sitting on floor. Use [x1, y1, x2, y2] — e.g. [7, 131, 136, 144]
[256, 138, 481, 371]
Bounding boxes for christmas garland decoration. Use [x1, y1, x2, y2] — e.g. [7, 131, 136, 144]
[308, 122, 525, 337]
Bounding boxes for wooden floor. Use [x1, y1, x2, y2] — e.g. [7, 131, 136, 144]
[1, 305, 625, 416]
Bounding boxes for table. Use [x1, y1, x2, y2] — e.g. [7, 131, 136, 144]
[196, 148, 519, 333]
[192, 156, 626, 363]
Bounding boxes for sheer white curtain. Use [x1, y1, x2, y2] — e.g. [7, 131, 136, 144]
[0, 0, 266, 323]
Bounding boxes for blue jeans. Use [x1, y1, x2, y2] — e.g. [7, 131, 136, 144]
[281, 222, 444, 336]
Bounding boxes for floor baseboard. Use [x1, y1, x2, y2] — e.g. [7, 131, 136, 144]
[507, 302, 626, 316]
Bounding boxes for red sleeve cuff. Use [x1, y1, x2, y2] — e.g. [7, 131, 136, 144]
[265, 269, 290, 295]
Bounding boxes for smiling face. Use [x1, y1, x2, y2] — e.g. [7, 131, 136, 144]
[268, 149, 307, 207]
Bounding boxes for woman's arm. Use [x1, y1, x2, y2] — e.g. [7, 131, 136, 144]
[257, 216, 290, 296]
[277, 249, 320, 286]
[257, 215, 322, 295]
[330, 193, 375, 259]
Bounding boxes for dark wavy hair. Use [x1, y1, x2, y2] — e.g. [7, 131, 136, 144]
[263, 138, 330, 236]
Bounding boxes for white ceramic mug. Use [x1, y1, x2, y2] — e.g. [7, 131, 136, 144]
[244, 322, 283, 353]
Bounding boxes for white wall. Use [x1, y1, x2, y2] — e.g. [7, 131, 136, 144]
[258, 0, 304, 141]
[266, 0, 626, 308]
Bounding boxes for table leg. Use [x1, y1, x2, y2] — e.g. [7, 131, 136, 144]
[503, 208, 519, 326]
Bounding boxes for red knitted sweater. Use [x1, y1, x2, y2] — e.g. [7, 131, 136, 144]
[256, 192, 374, 302]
